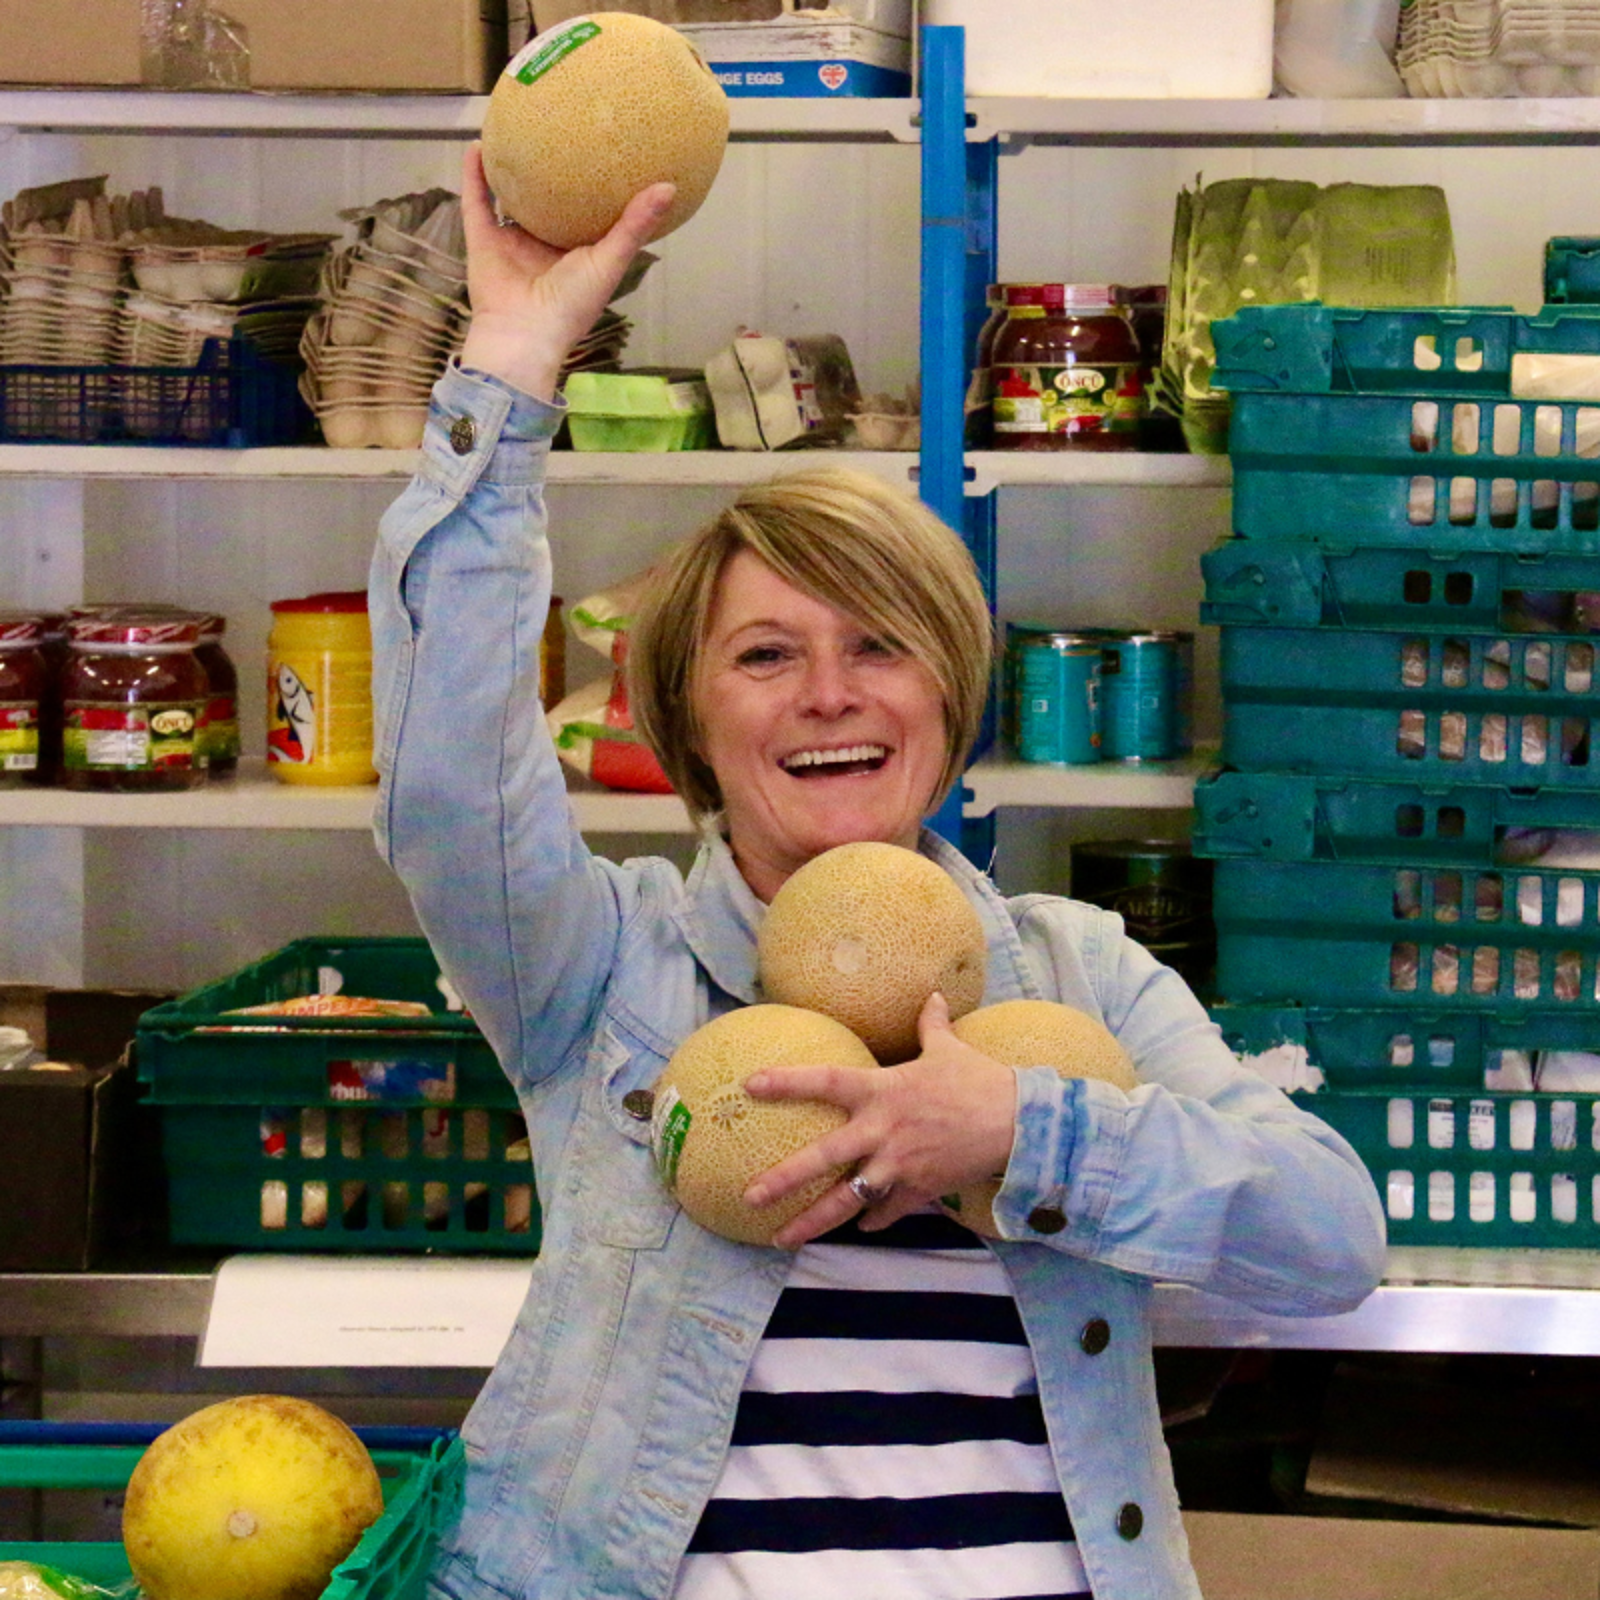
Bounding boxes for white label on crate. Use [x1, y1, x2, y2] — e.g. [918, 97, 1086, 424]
[200, 1256, 534, 1367]
[1468, 1099, 1496, 1151]
[1468, 1170, 1496, 1223]
[1427, 1098, 1456, 1149]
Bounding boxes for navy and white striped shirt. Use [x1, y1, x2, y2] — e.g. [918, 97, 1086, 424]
[672, 1211, 1094, 1600]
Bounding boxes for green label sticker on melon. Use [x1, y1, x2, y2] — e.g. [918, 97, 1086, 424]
[508, 18, 602, 85]
[651, 1086, 691, 1189]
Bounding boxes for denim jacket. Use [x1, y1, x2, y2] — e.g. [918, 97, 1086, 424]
[370, 362, 1387, 1600]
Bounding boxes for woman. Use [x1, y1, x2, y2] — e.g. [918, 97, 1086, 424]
[370, 146, 1386, 1600]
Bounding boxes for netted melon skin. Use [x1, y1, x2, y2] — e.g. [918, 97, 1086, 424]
[758, 842, 988, 1065]
[652, 1003, 877, 1245]
[939, 1000, 1137, 1240]
[481, 13, 729, 249]
[122, 1395, 384, 1600]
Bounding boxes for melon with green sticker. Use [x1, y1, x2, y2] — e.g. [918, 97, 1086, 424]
[651, 1003, 878, 1245]
[480, 12, 729, 250]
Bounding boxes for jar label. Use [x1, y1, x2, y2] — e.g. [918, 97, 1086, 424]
[993, 363, 1145, 439]
[64, 702, 201, 772]
[203, 693, 241, 764]
[0, 702, 38, 772]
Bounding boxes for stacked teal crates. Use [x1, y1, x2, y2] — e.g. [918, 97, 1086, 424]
[1196, 300, 1600, 1246]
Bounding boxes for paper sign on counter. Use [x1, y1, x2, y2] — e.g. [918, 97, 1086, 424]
[200, 1255, 535, 1367]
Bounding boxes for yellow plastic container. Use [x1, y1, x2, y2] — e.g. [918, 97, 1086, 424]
[267, 591, 376, 786]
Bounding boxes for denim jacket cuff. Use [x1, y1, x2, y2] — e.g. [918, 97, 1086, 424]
[993, 1065, 1079, 1239]
[416, 361, 566, 502]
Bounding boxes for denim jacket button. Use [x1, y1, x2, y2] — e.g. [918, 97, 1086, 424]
[449, 416, 476, 456]
[1117, 1502, 1144, 1541]
[622, 1089, 655, 1121]
[1079, 1317, 1110, 1355]
[1027, 1205, 1067, 1234]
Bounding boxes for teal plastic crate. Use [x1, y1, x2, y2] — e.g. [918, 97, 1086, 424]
[1202, 540, 1600, 630]
[1293, 1086, 1600, 1247]
[1193, 770, 1600, 864]
[1217, 622, 1600, 787]
[1213, 1000, 1600, 1091]
[1546, 237, 1600, 305]
[135, 938, 539, 1254]
[0, 1425, 463, 1600]
[1211, 303, 1600, 550]
[1213, 853, 1600, 1010]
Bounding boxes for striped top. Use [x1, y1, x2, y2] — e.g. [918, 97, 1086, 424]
[672, 1211, 1094, 1600]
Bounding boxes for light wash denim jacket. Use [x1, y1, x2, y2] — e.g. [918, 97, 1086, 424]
[370, 363, 1387, 1600]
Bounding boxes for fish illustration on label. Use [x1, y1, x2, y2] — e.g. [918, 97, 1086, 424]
[267, 663, 317, 764]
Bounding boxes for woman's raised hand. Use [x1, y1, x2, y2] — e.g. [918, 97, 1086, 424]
[457, 142, 676, 403]
[742, 991, 1020, 1248]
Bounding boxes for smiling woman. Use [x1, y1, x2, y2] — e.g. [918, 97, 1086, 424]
[627, 469, 992, 901]
[366, 143, 1388, 1600]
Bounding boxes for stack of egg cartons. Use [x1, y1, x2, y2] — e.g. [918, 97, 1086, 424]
[299, 189, 469, 449]
[1399, 0, 1600, 95]
[1194, 299, 1600, 1249]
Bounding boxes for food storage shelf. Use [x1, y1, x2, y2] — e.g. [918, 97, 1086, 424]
[0, 339, 313, 448]
[1193, 769, 1600, 863]
[1217, 622, 1600, 788]
[0, 1422, 462, 1600]
[1215, 999, 1600, 1091]
[135, 938, 539, 1255]
[1202, 539, 1600, 630]
[1212, 303, 1600, 550]
[1295, 1086, 1600, 1248]
[1213, 854, 1600, 1010]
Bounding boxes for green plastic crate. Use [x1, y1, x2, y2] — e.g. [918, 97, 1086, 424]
[1214, 999, 1600, 1091]
[1193, 770, 1600, 864]
[1216, 622, 1600, 788]
[1202, 540, 1600, 631]
[1294, 1086, 1600, 1247]
[1211, 303, 1600, 550]
[1213, 853, 1600, 1010]
[135, 938, 539, 1254]
[1545, 237, 1600, 305]
[0, 1429, 464, 1600]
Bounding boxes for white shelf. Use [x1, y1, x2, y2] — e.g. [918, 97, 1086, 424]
[0, 760, 695, 833]
[963, 751, 1208, 814]
[0, 89, 918, 142]
[0, 444, 920, 486]
[970, 94, 1600, 146]
[964, 451, 1230, 495]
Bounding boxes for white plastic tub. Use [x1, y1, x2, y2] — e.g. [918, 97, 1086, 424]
[921, 0, 1275, 97]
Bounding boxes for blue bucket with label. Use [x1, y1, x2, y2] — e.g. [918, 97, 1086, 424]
[1015, 632, 1103, 764]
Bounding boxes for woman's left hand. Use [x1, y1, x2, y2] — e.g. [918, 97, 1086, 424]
[742, 991, 1019, 1248]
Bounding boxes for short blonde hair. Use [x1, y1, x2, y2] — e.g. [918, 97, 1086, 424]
[628, 466, 994, 822]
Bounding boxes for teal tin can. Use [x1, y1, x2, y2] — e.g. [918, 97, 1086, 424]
[1015, 631, 1103, 764]
[1099, 630, 1193, 762]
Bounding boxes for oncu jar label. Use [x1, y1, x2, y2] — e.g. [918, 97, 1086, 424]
[993, 363, 1143, 442]
[0, 703, 38, 773]
[64, 702, 200, 773]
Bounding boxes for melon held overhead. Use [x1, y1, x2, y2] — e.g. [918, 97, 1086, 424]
[481, 13, 731, 250]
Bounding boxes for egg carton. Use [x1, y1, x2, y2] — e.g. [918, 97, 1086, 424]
[127, 232, 333, 305]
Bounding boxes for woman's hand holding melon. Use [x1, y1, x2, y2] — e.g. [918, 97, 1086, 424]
[457, 143, 675, 403]
[742, 991, 1018, 1247]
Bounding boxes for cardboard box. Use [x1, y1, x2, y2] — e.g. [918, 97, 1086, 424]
[1184, 1511, 1600, 1600]
[0, 986, 171, 1271]
[0, 0, 505, 91]
[529, 0, 910, 37]
[677, 17, 910, 96]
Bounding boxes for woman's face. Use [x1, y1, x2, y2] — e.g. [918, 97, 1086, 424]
[694, 548, 949, 902]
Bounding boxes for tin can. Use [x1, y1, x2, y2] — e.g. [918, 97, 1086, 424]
[1072, 838, 1215, 993]
[1016, 632, 1103, 764]
[1098, 630, 1193, 762]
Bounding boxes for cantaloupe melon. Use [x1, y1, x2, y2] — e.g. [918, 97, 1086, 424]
[480, 13, 729, 250]
[758, 841, 988, 1064]
[939, 999, 1137, 1239]
[121, 1395, 384, 1600]
[652, 1003, 878, 1245]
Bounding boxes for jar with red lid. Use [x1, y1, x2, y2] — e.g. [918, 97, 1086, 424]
[991, 283, 1145, 451]
[964, 283, 1025, 447]
[35, 612, 67, 784]
[0, 613, 46, 788]
[194, 613, 239, 776]
[62, 611, 209, 792]
[267, 591, 375, 786]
